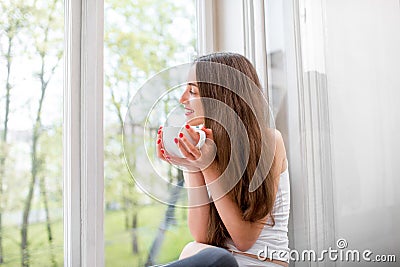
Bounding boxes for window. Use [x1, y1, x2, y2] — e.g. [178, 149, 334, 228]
[104, 0, 197, 265]
[0, 0, 64, 266]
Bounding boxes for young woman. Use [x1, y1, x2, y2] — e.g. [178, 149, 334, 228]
[156, 52, 290, 267]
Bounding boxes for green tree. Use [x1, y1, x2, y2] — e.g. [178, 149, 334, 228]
[0, 0, 30, 263]
[104, 0, 195, 260]
[20, 0, 63, 265]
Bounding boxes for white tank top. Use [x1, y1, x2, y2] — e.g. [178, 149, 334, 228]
[226, 166, 291, 265]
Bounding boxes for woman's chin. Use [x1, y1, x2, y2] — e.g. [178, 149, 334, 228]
[186, 117, 205, 126]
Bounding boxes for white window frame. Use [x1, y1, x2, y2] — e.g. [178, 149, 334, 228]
[64, 0, 104, 266]
[196, 0, 215, 55]
[242, 0, 268, 93]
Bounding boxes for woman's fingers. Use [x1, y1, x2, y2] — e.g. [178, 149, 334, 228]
[175, 135, 196, 160]
[202, 126, 213, 140]
[156, 126, 166, 161]
[184, 124, 200, 143]
[178, 133, 202, 159]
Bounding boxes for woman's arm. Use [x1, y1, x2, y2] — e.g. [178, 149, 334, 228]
[156, 126, 211, 243]
[202, 165, 264, 251]
[184, 171, 210, 243]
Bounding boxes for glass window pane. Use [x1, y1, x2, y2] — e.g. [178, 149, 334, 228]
[265, 0, 288, 133]
[104, 1, 197, 266]
[0, 0, 64, 266]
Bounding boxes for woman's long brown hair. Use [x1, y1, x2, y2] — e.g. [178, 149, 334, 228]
[194, 52, 277, 247]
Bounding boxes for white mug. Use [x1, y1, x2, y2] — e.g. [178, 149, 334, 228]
[162, 125, 206, 158]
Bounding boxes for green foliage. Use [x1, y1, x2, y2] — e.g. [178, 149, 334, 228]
[1, 219, 63, 266]
[105, 207, 192, 267]
[105, 0, 184, 76]
[1, 0, 64, 265]
[0, 208, 192, 267]
[0, 0, 30, 41]
[104, 0, 196, 264]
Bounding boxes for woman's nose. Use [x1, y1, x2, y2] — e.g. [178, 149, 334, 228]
[179, 93, 186, 104]
[179, 88, 189, 104]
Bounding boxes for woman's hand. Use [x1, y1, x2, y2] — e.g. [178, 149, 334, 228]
[157, 125, 217, 172]
[155, 124, 204, 168]
[156, 126, 169, 162]
[173, 125, 217, 172]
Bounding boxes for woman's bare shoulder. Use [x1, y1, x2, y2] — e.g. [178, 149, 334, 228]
[264, 128, 287, 175]
[272, 129, 287, 174]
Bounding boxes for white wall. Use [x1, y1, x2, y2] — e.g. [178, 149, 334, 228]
[272, 0, 400, 265]
[325, 0, 400, 265]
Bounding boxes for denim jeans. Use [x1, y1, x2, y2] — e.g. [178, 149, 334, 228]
[160, 247, 239, 267]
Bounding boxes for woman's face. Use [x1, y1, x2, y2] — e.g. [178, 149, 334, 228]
[179, 66, 205, 126]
